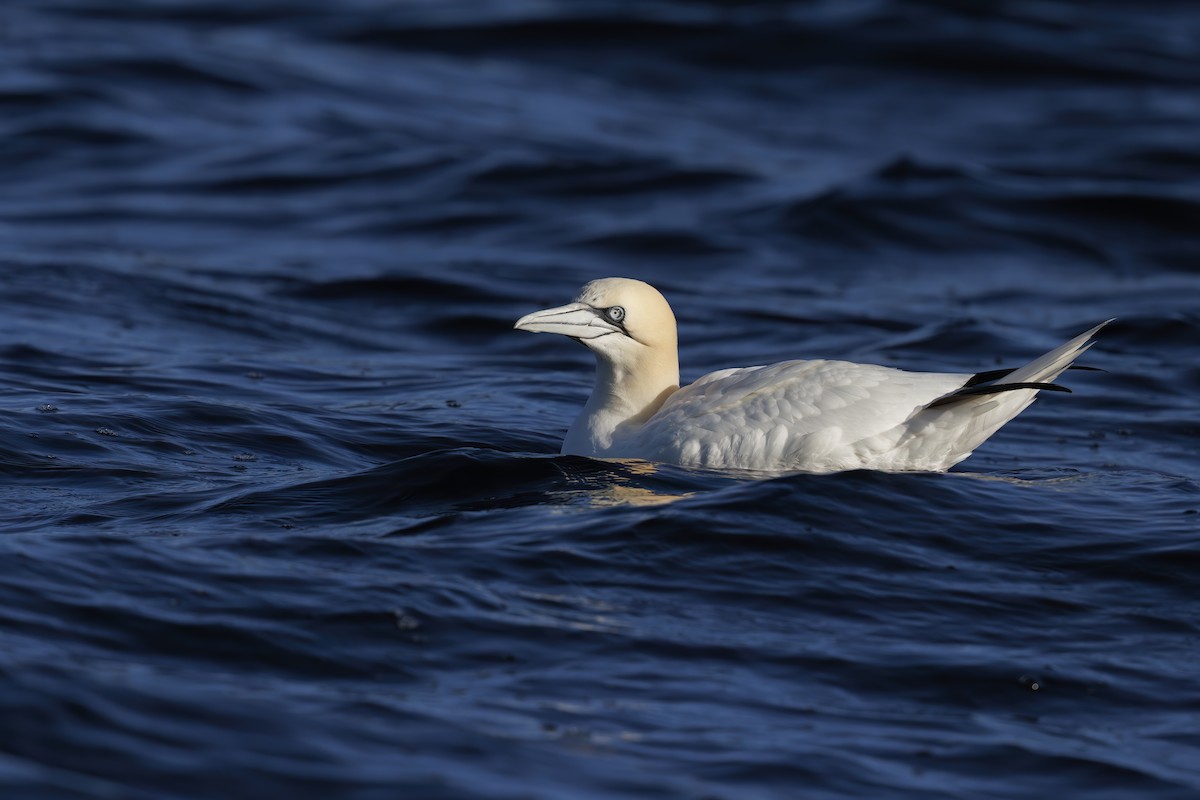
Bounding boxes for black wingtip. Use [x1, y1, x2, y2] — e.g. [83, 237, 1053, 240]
[963, 368, 1017, 387]
[964, 364, 1102, 389]
[926, 381, 1072, 409]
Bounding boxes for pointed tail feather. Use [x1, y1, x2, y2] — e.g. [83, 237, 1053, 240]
[1002, 319, 1115, 385]
[907, 319, 1113, 469]
[928, 319, 1113, 410]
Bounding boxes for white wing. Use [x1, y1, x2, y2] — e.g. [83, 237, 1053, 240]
[623, 359, 968, 472]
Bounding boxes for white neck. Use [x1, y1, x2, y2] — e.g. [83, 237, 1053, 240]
[562, 345, 679, 456]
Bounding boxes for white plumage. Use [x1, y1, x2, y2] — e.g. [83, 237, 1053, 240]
[515, 278, 1108, 474]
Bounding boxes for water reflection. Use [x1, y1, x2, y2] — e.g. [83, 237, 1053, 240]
[557, 457, 697, 508]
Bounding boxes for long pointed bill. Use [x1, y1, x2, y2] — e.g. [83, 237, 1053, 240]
[514, 302, 620, 340]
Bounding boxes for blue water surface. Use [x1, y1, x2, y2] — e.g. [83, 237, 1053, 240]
[1, 1, 1199, 798]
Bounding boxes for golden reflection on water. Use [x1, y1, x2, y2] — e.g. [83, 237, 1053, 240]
[560, 458, 696, 508]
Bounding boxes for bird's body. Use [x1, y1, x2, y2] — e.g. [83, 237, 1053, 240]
[515, 278, 1108, 474]
[607, 359, 966, 472]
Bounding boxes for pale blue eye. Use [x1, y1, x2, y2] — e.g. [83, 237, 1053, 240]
[607, 306, 625, 323]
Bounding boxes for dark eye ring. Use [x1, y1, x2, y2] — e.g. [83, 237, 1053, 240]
[607, 306, 625, 323]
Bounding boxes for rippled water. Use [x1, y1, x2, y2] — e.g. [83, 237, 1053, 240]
[2, 1, 1199, 798]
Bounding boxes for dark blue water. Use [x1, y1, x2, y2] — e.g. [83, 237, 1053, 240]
[2, 1, 1199, 797]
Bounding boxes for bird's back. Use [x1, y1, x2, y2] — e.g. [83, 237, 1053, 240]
[614, 359, 968, 472]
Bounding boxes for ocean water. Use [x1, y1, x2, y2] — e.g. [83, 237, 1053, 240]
[1, 1, 1199, 798]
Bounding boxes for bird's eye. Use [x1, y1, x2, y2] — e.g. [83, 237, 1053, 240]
[607, 306, 626, 323]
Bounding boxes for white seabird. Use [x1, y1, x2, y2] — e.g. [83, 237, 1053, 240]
[515, 278, 1110, 474]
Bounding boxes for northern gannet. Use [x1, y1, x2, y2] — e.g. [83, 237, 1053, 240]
[515, 278, 1109, 474]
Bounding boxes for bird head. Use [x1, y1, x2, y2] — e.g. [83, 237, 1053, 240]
[514, 278, 678, 365]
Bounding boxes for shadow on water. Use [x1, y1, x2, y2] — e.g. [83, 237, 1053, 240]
[198, 451, 710, 526]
